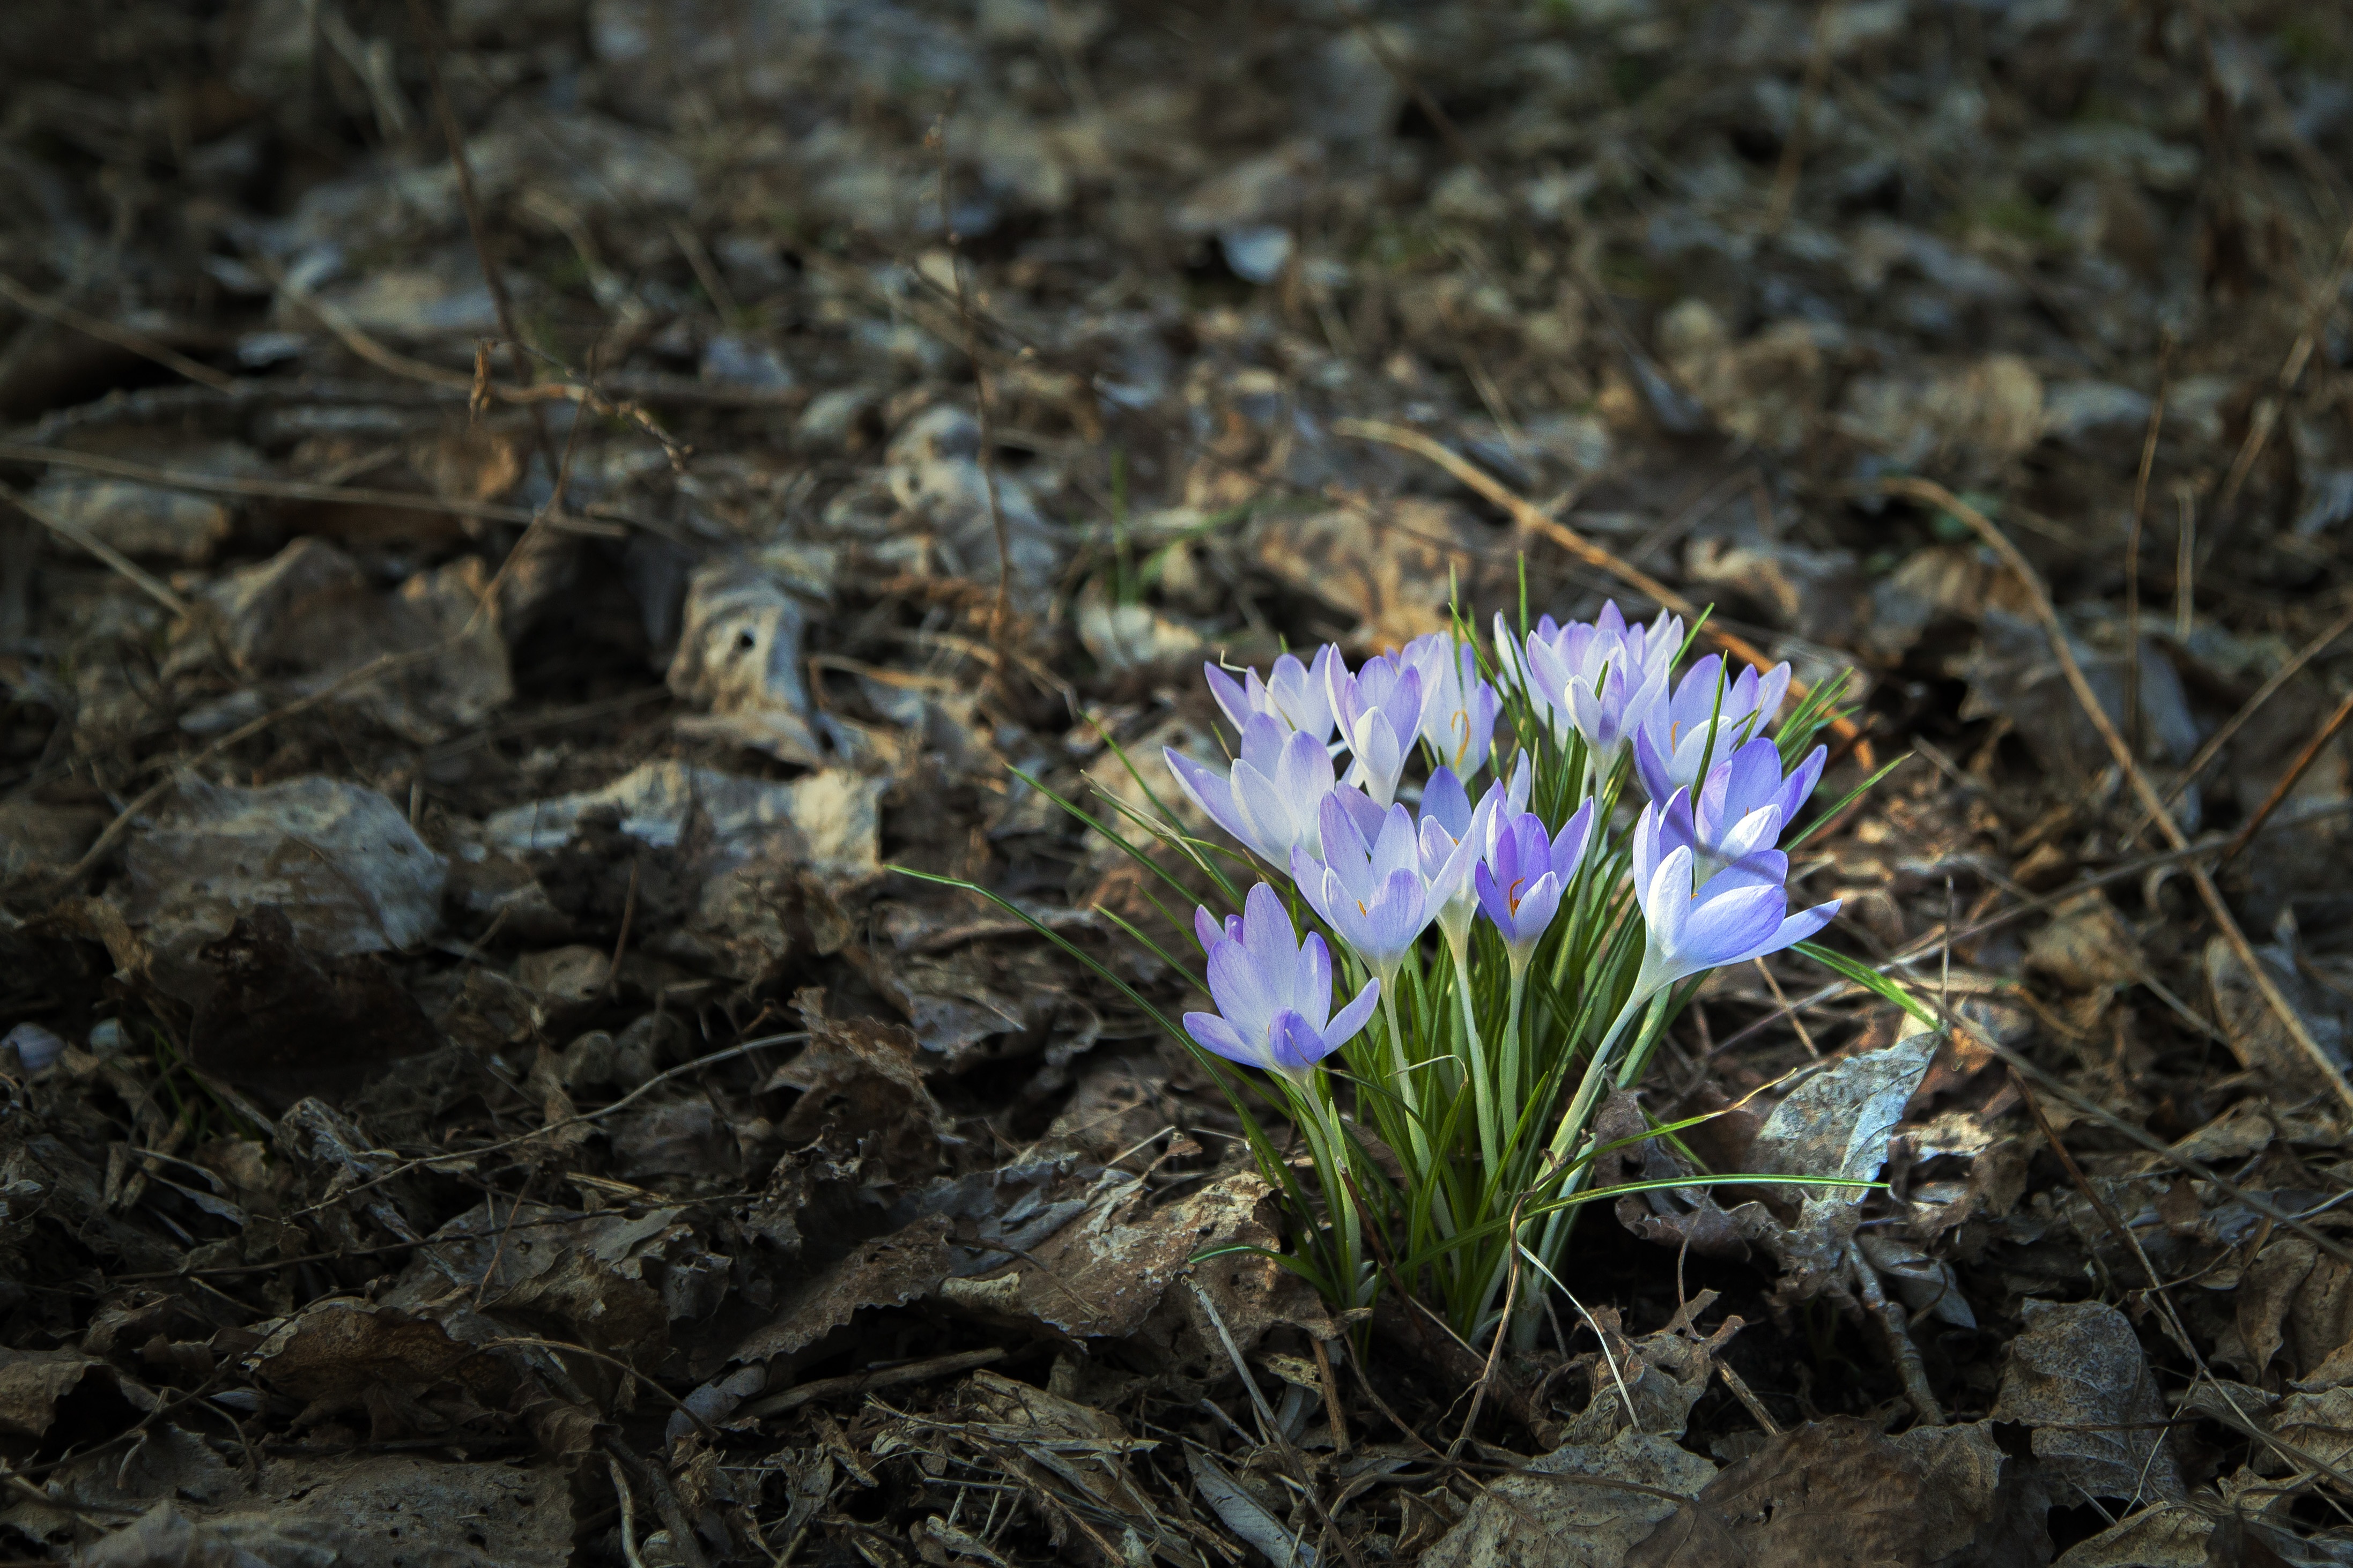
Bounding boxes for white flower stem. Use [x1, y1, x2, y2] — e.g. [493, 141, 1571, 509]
[1376, 978, 1432, 1173]
[1507, 985, 1655, 1351]
[1291, 1075, 1365, 1305]
[1446, 928, 1500, 1175]
[1499, 956, 1530, 1130]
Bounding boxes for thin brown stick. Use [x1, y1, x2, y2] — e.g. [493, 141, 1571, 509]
[739, 1349, 1008, 1421]
[606, 1457, 647, 1568]
[1719, 794, 2353, 1054]
[1338, 417, 1876, 767]
[0, 271, 238, 391]
[2011, 1069, 2123, 1298]
[930, 109, 1015, 646]
[1752, 958, 1819, 1058]
[2124, 345, 2171, 763]
[602, 855, 641, 1000]
[0, 441, 631, 538]
[1, 484, 190, 616]
[2135, 594, 2353, 838]
[404, 0, 531, 383]
[1310, 1336, 1351, 1456]
[1885, 476, 2353, 1113]
[252, 254, 689, 464]
[1715, 1361, 1781, 1435]
[1763, 0, 1838, 235]
[1448, 1187, 1530, 1460]
[1993, 1045, 2353, 1267]
[2205, 212, 2353, 555]
[2006, 1067, 2346, 1498]
[2222, 688, 2353, 867]
[2173, 484, 2195, 640]
[42, 387, 596, 897]
[286, 1032, 808, 1222]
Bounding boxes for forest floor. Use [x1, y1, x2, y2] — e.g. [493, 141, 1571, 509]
[5, 2, 2353, 1564]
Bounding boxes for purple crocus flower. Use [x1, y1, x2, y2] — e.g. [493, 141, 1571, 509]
[1521, 602, 1683, 763]
[1631, 655, 1794, 803]
[1627, 788, 1837, 1003]
[1403, 633, 1500, 779]
[1183, 883, 1380, 1077]
[1415, 766, 1510, 946]
[1326, 652, 1428, 807]
[1204, 646, 1340, 745]
[1291, 793, 1433, 979]
[1655, 737, 1828, 879]
[1166, 713, 1335, 866]
[1473, 801, 1598, 956]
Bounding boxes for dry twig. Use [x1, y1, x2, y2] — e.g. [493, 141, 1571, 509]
[1884, 476, 2353, 1114]
[1337, 418, 1876, 767]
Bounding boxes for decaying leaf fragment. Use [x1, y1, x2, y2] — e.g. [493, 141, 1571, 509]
[938, 1168, 1326, 1360]
[72, 1502, 336, 1568]
[0, 1346, 117, 1446]
[1626, 1418, 2049, 1567]
[1990, 1298, 2186, 1508]
[953, 1369, 1194, 1568]
[1420, 1428, 1717, 1568]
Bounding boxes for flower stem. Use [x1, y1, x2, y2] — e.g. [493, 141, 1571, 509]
[1377, 979, 1432, 1173]
[1507, 986, 1654, 1350]
[1290, 1077, 1365, 1305]
[1499, 956, 1529, 1131]
[1614, 983, 1680, 1089]
[1446, 928, 1500, 1175]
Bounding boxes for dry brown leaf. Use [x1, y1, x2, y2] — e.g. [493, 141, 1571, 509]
[1626, 1418, 2049, 1567]
[1421, 1429, 1717, 1568]
[72, 1502, 336, 1568]
[733, 1215, 958, 1362]
[1247, 498, 1502, 648]
[1991, 1299, 2186, 1508]
[0, 1346, 108, 1445]
[2025, 893, 2143, 991]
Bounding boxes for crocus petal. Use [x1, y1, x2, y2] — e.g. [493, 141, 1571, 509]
[1675, 882, 1786, 970]
[1509, 872, 1565, 947]
[1351, 722, 1408, 805]
[1423, 767, 1473, 838]
[1631, 723, 1678, 803]
[1715, 805, 1784, 867]
[1229, 762, 1301, 863]
[1239, 883, 1297, 1010]
[1771, 744, 1829, 824]
[1194, 905, 1227, 955]
[1325, 976, 1381, 1052]
[1552, 799, 1597, 880]
[1205, 664, 1254, 732]
[1756, 898, 1839, 960]
[1643, 844, 1699, 954]
[1492, 612, 1527, 694]
[1370, 801, 1422, 878]
[1701, 850, 1792, 896]
[1299, 931, 1334, 1032]
[1473, 861, 1515, 934]
[1206, 938, 1279, 1044]
[1327, 784, 1388, 848]
[1263, 1009, 1328, 1074]
[1359, 867, 1429, 956]
[1183, 1010, 1255, 1069]
[1275, 727, 1336, 804]
[1291, 847, 1340, 928]
[1166, 748, 1249, 845]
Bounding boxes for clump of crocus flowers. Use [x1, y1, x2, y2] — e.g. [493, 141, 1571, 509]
[1144, 604, 1852, 1347]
